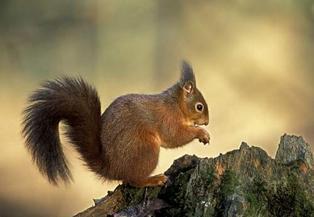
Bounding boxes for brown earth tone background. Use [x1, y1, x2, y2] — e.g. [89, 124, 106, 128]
[0, 1, 313, 216]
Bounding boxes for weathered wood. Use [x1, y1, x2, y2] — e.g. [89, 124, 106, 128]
[74, 134, 314, 217]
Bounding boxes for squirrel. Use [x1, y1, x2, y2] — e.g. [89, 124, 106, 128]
[22, 61, 210, 187]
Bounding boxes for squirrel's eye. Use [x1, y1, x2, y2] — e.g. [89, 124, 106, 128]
[195, 102, 204, 113]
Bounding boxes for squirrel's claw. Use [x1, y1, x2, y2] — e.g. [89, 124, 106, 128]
[156, 174, 168, 186]
[198, 130, 210, 145]
[199, 138, 210, 145]
[196, 127, 210, 145]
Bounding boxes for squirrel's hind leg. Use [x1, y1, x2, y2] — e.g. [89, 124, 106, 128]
[127, 174, 168, 188]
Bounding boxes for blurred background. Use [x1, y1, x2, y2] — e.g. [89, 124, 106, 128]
[0, 0, 313, 216]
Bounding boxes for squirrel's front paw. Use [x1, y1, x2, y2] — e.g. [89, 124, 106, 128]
[197, 128, 210, 145]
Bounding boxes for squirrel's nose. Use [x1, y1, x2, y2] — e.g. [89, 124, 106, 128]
[204, 121, 209, 126]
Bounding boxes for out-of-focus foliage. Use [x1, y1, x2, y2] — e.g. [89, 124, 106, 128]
[0, 1, 313, 216]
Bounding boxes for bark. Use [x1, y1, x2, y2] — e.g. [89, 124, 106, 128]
[74, 134, 314, 217]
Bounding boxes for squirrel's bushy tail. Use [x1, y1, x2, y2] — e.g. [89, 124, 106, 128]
[22, 77, 102, 184]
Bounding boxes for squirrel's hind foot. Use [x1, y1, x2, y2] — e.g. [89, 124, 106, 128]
[127, 174, 168, 188]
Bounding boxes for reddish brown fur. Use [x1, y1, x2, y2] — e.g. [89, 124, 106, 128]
[98, 67, 209, 186]
[22, 61, 209, 187]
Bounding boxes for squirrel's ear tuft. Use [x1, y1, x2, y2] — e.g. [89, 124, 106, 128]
[181, 60, 195, 84]
[180, 60, 196, 94]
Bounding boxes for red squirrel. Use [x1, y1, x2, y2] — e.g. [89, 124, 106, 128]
[22, 61, 210, 187]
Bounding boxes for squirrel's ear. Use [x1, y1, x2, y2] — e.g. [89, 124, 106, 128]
[180, 60, 196, 94]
